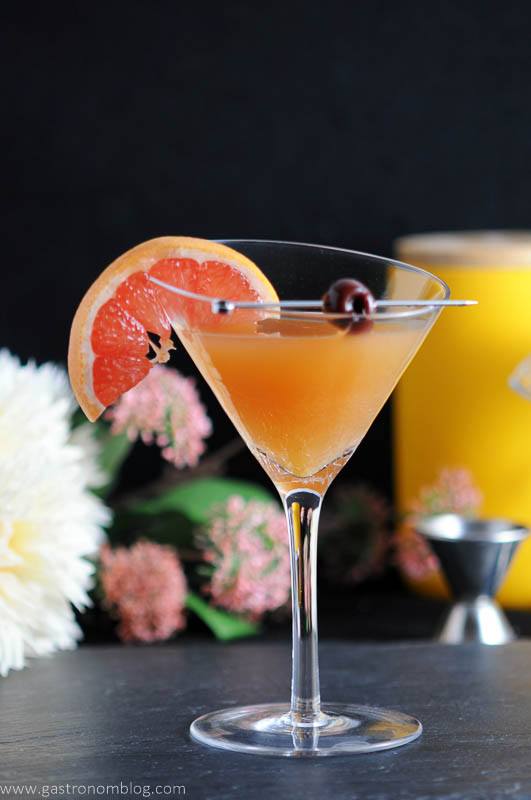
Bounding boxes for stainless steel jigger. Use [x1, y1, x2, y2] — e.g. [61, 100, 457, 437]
[415, 515, 529, 645]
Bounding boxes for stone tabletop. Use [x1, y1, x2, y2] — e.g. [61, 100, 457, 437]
[2, 641, 531, 799]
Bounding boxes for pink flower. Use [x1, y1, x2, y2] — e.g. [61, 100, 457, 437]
[395, 468, 482, 581]
[200, 496, 290, 620]
[105, 365, 212, 469]
[394, 529, 441, 581]
[99, 541, 187, 642]
[411, 468, 483, 517]
[321, 484, 391, 585]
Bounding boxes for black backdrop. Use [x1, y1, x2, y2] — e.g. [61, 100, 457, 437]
[3, 0, 531, 500]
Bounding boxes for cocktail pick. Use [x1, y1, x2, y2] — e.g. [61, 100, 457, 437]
[148, 275, 476, 316]
[416, 514, 529, 645]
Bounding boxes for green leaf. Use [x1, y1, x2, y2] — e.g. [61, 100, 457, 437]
[98, 431, 132, 478]
[106, 509, 195, 549]
[71, 407, 88, 429]
[130, 478, 276, 524]
[186, 591, 259, 640]
[92, 423, 133, 498]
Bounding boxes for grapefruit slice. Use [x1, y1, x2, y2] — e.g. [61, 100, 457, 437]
[68, 237, 278, 421]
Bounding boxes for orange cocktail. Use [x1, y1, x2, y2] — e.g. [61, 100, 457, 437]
[178, 315, 430, 491]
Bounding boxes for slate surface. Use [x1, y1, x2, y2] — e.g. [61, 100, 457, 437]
[1, 641, 531, 800]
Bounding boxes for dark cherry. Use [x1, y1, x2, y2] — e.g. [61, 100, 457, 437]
[322, 278, 375, 333]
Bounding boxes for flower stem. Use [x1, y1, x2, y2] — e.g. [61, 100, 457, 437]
[116, 438, 245, 507]
[185, 591, 259, 641]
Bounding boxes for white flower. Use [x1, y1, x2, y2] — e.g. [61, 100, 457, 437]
[0, 350, 110, 677]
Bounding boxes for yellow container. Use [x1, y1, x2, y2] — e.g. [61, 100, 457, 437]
[394, 232, 531, 608]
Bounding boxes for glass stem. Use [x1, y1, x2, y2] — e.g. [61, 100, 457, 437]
[282, 489, 323, 725]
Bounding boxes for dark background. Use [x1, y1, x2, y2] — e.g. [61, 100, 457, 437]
[2, 0, 531, 503]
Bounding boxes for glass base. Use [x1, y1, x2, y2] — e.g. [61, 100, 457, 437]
[190, 702, 422, 757]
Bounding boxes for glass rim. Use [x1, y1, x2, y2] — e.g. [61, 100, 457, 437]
[150, 238, 451, 322]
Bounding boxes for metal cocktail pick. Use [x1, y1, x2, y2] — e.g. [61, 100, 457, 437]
[147, 275, 476, 316]
[416, 515, 529, 645]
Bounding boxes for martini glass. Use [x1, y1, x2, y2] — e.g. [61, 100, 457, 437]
[154, 241, 451, 757]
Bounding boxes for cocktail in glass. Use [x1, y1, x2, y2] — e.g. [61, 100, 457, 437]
[154, 240, 453, 756]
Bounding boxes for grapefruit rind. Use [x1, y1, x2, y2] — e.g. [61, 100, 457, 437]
[68, 237, 278, 421]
